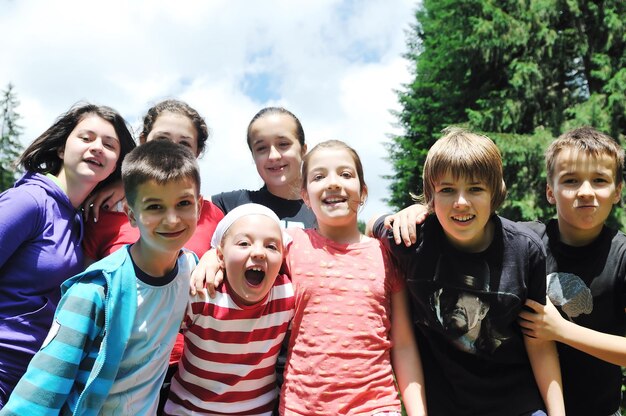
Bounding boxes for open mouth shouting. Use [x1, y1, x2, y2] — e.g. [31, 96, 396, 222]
[245, 266, 266, 287]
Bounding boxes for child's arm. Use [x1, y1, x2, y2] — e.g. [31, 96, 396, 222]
[189, 248, 224, 297]
[523, 335, 565, 415]
[520, 298, 626, 366]
[1, 282, 105, 414]
[365, 204, 429, 247]
[82, 180, 125, 223]
[391, 289, 427, 416]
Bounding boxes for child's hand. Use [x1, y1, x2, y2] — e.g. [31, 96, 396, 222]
[518, 298, 565, 342]
[383, 204, 428, 247]
[190, 249, 224, 298]
[83, 181, 126, 223]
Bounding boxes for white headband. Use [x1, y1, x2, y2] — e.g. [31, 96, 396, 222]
[210, 203, 292, 249]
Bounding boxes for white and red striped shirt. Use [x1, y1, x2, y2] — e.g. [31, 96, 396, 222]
[164, 273, 294, 416]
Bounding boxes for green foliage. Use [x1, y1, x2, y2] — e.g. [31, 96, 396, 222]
[0, 83, 23, 192]
[388, 0, 626, 227]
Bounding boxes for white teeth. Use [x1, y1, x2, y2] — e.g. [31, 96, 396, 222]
[453, 215, 474, 222]
[249, 267, 263, 271]
[324, 197, 346, 203]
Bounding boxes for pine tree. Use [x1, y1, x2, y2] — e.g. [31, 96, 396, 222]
[0, 83, 24, 192]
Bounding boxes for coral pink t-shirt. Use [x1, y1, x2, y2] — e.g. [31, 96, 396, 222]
[280, 228, 403, 416]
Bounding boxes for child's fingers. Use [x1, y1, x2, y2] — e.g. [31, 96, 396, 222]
[523, 298, 542, 312]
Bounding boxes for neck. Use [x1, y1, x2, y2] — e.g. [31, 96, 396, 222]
[317, 221, 363, 244]
[266, 183, 301, 200]
[557, 221, 603, 247]
[130, 241, 179, 277]
[54, 169, 97, 209]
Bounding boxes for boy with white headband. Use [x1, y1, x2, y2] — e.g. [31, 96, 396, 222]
[164, 203, 295, 415]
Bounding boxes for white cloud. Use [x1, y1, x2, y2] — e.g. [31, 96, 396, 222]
[0, 0, 417, 221]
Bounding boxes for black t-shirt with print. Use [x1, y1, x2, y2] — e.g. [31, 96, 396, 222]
[375, 215, 547, 416]
[525, 219, 626, 416]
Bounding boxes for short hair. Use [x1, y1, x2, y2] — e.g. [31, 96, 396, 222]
[422, 127, 507, 213]
[246, 107, 305, 150]
[138, 99, 209, 157]
[545, 126, 625, 186]
[17, 102, 136, 194]
[301, 139, 367, 197]
[122, 139, 200, 206]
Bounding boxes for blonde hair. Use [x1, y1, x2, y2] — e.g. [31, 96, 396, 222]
[422, 127, 507, 213]
[545, 126, 625, 186]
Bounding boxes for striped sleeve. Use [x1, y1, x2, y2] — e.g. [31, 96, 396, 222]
[1, 281, 106, 415]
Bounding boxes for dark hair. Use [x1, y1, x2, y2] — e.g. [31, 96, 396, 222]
[122, 139, 200, 206]
[422, 127, 507, 213]
[546, 126, 625, 186]
[301, 139, 367, 197]
[139, 99, 209, 157]
[246, 107, 305, 150]
[17, 102, 136, 194]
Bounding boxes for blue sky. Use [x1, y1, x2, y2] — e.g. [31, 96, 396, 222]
[0, 0, 417, 221]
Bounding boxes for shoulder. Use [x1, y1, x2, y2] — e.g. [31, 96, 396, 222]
[210, 189, 251, 213]
[0, 184, 47, 215]
[497, 216, 546, 257]
[518, 220, 547, 239]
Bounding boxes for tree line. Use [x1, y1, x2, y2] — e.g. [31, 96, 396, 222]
[387, 0, 625, 229]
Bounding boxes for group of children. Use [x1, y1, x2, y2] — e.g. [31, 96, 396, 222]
[0, 95, 623, 416]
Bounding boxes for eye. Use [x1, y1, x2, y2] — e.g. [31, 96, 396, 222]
[179, 141, 193, 149]
[254, 145, 268, 154]
[562, 178, 578, 184]
[311, 173, 325, 181]
[469, 186, 485, 193]
[438, 187, 453, 193]
[341, 171, 354, 179]
[236, 240, 251, 247]
[146, 204, 162, 210]
[279, 141, 292, 149]
[593, 177, 609, 184]
[266, 243, 280, 251]
[178, 199, 193, 207]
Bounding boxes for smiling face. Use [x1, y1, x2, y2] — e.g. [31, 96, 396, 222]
[127, 177, 200, 256]
[302, 147, 366, 240]
[144, 111, 199, 156]
[249, 113, 306, 198]
[218, 214, 284, 305]
[57, 114, 121, 189]
[433, 171, 494, 252]
[547, 148, 622, 246]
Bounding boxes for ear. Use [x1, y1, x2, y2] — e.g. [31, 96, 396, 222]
[360, 184, 369, 205]
[546, 183, 556, 205]
[197, 194, 205, 216]
[125, 204, 138, 227]
[57, 147, 65, 159]
[300, 143, 308, 157]
[301, 187, 310, 208]
[216, 245, 226, 269]
[611, 182, 623, 204]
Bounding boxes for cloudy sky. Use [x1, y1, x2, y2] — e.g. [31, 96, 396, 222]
[0, 0, 417, 221]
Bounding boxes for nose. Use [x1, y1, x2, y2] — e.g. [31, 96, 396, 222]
[91, 137, 105, 153]
[251, 243, 266, 259]
[325, 172, 341, 189]
[577, 181, 594, 197]
[268, 145, 281, 160]
[163, 208, 180, 225]
[453, 191, 470, 208]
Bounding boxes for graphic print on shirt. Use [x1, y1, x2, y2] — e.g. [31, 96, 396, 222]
[546, 272, 593, 319]
[415, 255, 518, 356]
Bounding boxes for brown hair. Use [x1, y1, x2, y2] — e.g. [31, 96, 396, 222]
[246, 107, 305, 150]
[301, 139, 367, 198]
[139, 99, 209, 157]
[422, 127, 507, 213]
[545, 126, 625, 186]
